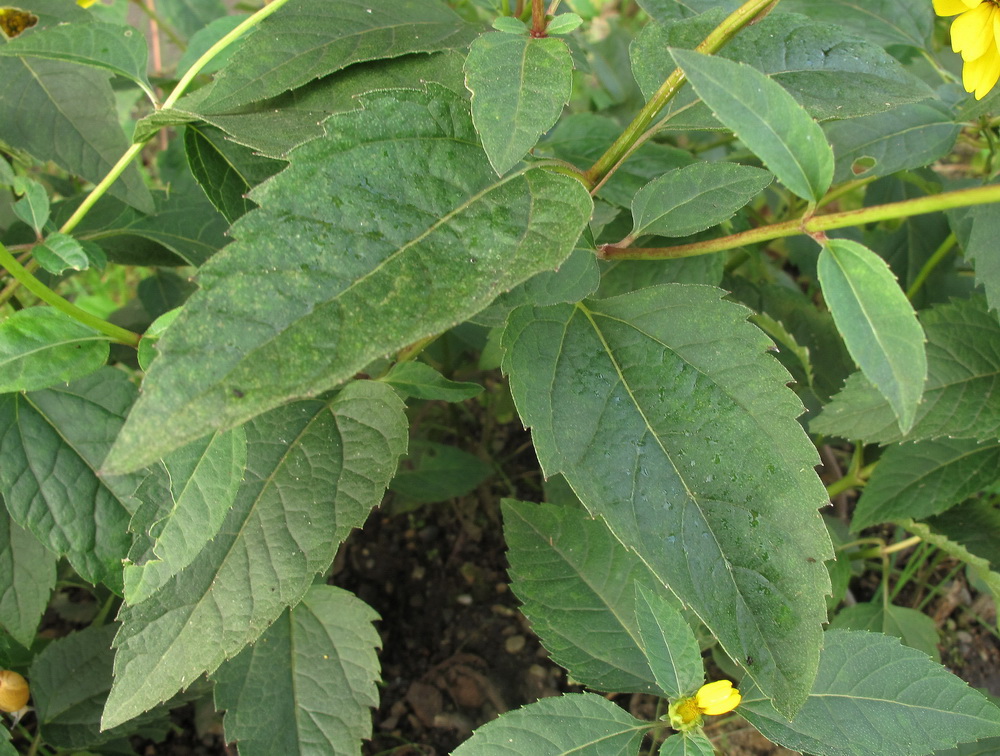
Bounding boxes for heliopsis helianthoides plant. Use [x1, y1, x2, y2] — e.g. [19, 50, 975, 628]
[668, 681, 743, 733]
[935, 0, 1000, 98]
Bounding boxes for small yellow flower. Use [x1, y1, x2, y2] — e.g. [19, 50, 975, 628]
[0, 670, 30, 725]
[934, 0, 1000, 99]
[667, 680, 741, 731]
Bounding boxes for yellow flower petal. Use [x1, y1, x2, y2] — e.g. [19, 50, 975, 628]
[935, 0, 980, 16]
[952, 3, 997, 59]
[77, 0, 98, 7]
[694, 680, 742, 716]
[964, 42, 1000, 98]
[0, 670, 29, 714]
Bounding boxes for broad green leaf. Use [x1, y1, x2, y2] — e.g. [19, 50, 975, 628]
[740, 629, 1000, 756]
[632, 13, 932, 126]
[503, 500, 661, 694]
[818, 239, 926, 435]
[0, 504, 56, 648]
[465, 32, 573, 175]
[167, 50, 469, 159]
[102, 381, 406, 729]
[502, 285, 833, 717]
[634, 584, 703, 699]
[851, 438, 1000, 531]
[630, 163, 772, 237]
[451, 693, 647, 756]
[29, 623, 188, 749]
[0, 307, 110, 393]
[780, 0, 933, 49]
[156, 0, 225, 40]
[197, 0, 477, 113]
[598, 255, 725, 296]
[389, 440, 492, 504]
[812, 297, 1000, 443]
[471, 246, 601, 328]
[541, 112, 695, 208]
[0, 368, 139, 587]
[213, 586, 381, 756]
[0, 734, 13, 756]
[671, 49, 833, 203]
[12, 177, 48, 232]
[0, 57, 151, 212]
[825, 101, 961, 184]
[0, 20, 154, 100]
[380, 361, 483, 402]
[828, 603, 940, 661]
[948, 200, 1000, 314]
[123, 426, 247, 605]
[103, 88, 592, 473]
[933, 737, 1000, 756]
[183, 123, 285, 223]
[34, 232, 90, 275]
[659, 731, 716, 756]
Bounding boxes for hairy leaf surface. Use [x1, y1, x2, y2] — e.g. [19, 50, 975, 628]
[213, 586, 381, 756]
[105, 88, 592, 472]
[102, 381, 406, 729]
[0, 505, 55, 648]
[503, 284, 833, 716]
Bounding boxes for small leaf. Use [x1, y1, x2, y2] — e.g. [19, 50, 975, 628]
[948, 199, 1000, 313]
[634, 584, 703, 699]
[740, 629, 1000, 756]
[659, 730, 717, 756]
[389, 441, 492, 504]
[818, 239, 926, 434]
[12, 178, 49, 233]
[451, 693, 647, 756]
[34, 232, 90, 275]
[380, 362, 483, 402]
[0, 307, 110, 393]
[492, 15, 527, 34]
[671, 48, 834, 202]
[213, 586, 381, 756]
[137, 308, 182, 372]
[546, 13, 583, 35]
[0, 21, 154, 100]
[466, 32, 574, 175]
[630, 162, 772, 237]
[0, 506, 56, 648]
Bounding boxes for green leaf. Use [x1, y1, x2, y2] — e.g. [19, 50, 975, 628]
[740, 629, 1000, 756]
[380, 361, 483, 402]
[34, 232, 90, 275]
[0, 57, 152, 213]
[829, 603, 940, 661]
[825, 101, 961, 184]
[634, 584, 703, 699]
[0, 368, 139, 587]
[503, 500, 661, 694]
[779, 0, 933, 49]
[102, 381, 406, 729]
[630, 163, 772, 237]
[948, 200, 1000, 314]
[851, 438, 1000, 531]
[0, 504, 56, 648]
[137, 308, 182, 372]
[812, 297, 1000, 443]
[817, 239, 926, 435]
[197, 0, 477, 113]
[156, 0, 225, 40]
[659, 731, 717, 756]
[671, 49, 833, 203]
[933, 737, 1000, 756]
[451, 693, 647, 756]
[123, 426, 247, 605]
[924, 499, 1000, 572]
[176, 13, 249, 77]
[103, 88, 592, 473]
[0, 20, 154, 100]
[0, 307, 110, 393]
[492, 15, 527, 34]
[12, 177, 49, 233]
[183, 123, 284, 224]
[213, 585, 381, 756]
[547, 13, 583, 35]
[466, 32, 573, 175]
[502, 285, 833, 717]
[389, 440, 492, 504]
[632, 13, 932, 126]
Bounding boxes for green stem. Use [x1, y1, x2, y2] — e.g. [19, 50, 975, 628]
[907, 232, 957, 300]
[583, 0, 778, 186]
[0, 242, 140, 347]
[602, 182, 1000, 259]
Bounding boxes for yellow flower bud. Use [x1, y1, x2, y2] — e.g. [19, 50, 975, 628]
[667, 680, 741, 732]
[0, 670, 29, 714]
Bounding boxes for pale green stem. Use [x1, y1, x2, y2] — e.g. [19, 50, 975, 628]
[583, 0, 779, 186]
[907, 232, 957, 300]
[602, 182, 1000, 260]
[0, 242, 140, 346]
